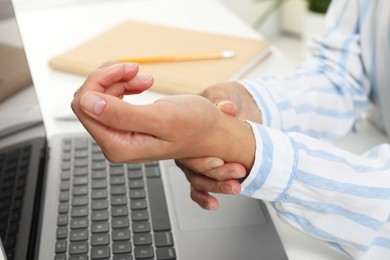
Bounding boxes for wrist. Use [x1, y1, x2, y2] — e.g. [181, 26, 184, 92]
[216, 115, 256, 172]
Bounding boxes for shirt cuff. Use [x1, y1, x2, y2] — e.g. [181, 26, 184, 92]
[237, 79, 282, 130]
[241, 121, 297, 202]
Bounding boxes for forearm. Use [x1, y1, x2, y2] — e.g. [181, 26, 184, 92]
[242, 122, 390, 258]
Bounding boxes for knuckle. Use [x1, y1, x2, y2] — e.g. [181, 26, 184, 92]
[99, 143, 125, 163]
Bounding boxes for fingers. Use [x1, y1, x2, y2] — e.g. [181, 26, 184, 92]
[178, 161, 242, 194]
[76, 63, 154, 98]
[93, 63, 140, 88]
[78, 92, 161, 135]
[177, 157, 246, 181]
[190, 187, 219, 210]
[216, 100, 237, 117]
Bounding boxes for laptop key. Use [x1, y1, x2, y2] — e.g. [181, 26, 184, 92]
[92, 189, 108, 199]
[92, 170, 106, 180]
[154, 232, 174, 247]
[111, 196, 128, 206]
[111, 217, 129, 228]
[133, 233, 152, 246]
[72, 186, 88, 196]
[132, 221, 150, 233]
[113, 254, 133, 260]
[110, 176, 126, 185]
[58, 203, 69, 214]
[112, 229, 130, 241]
[145, 166, 160, 178]
[127, 169, 143, 179]
[91, 221, 109, 233]
[156, 247, 176, 260]
[131, 210, 149, 221]
[71, 206, 88, 217]
[69, 255, 88, 260]
[70, 229, 88, 241]
[111, 206, 128, 217]
[91, 233, 110, 246]
[55, 254, 66, 260]
[91, 199, 108, 210]
[112, 241, 132, 254]
[134, 246, 154, 259]
[129, 189, 145, 199]
[57, 214, 68, 226]
[91, 246, 110, 259]
[56, 227, 68, 239]
[110, 185, 126, 195]
[91, 210, 108, 221]
[73, 176, 88, 186]
[70, 217, 88, 229]
[60, 181, 70, 191]
[109, 165, 125, 176]
[146, 178, 171, 231]
[130, 199, 147, 210]
[72, 196, 88, 206]
[69, 241, 88, 255]
[55, 240, 67, 253]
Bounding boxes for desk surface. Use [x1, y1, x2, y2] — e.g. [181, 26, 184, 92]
[12, 0, 380, 258]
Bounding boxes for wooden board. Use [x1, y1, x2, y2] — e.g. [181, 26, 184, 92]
[49, 20, 270, 94]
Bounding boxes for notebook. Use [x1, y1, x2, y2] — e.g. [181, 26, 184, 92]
[48, 20, 271, 95]
[0, 0, 288, 259]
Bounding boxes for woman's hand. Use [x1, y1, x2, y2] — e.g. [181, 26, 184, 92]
[71, 63, 255, 168]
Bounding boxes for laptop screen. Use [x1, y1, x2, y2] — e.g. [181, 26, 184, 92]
[0, 0, 47, 259]
[0, 0, 33, 103]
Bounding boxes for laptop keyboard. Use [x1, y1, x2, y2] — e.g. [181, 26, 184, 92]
[0, 145, 31, 260]
[55, 137, 176, 260]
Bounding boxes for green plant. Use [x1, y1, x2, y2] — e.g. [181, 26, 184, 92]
[307, 0, 332, 14]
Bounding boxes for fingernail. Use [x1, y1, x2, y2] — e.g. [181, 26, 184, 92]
[222, 185, 234, 194]
[216, 100, 232, 109]
[222, 185, 241, 195]
[232, 185, 241, 195]
[230, 169, 246, 179]
[208, 158, 224, 168]
[123, 62, 139, 70]
[81, 93, 106, 115]
[205, 201, 218, 211]
[137, 74, 153, 81]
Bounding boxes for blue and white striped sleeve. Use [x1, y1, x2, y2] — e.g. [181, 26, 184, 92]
[238, 0, 372, 142]
[241, 122, 390, 258]
[237, 0, 390, 258]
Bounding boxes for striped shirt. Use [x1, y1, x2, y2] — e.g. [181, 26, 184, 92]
[239, 0, 390, 259]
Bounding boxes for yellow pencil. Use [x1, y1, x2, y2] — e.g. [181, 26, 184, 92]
[118, 50, 235, 64]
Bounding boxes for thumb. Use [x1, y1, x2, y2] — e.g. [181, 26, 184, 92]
[216, 100, 238, 117]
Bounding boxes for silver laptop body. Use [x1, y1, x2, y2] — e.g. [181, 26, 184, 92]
[0, 1, 288, 259]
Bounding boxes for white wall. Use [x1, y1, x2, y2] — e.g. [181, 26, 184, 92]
[218, 0, 311, 37]
[217, 0, 281, 37]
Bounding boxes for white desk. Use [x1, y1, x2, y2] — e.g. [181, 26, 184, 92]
[13, 0, 386, 259]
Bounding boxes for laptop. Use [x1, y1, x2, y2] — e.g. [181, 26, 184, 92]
[0, 0, 288, 259]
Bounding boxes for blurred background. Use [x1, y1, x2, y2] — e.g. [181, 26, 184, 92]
[219, 0, 331, 67]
